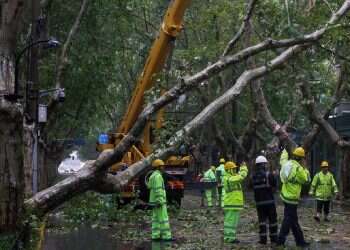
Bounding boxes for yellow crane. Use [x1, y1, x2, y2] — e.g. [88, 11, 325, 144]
[97, 0, 192, 205]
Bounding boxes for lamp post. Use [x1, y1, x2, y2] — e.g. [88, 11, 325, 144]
[10, 37, 60, 100]
[14, 37, 60, 194]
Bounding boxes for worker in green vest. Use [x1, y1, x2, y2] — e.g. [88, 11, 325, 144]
[203, 166, 217, 207]
[277, 147, 310, 247]
[216, 158, 226, 207]
[309, 160, 338, 222]
[147, 159, 173, 241]
[223, 161, 248, 243]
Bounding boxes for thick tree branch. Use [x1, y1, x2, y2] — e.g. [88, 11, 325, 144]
[99, 45, 312, 193]
[252, 83, 297, 153]
[302, 63, 347, 150]
[300, 79, 350, 149]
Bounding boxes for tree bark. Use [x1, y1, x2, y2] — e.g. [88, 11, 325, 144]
[0, 0, 25, 232]
[0, 107, 24, 231]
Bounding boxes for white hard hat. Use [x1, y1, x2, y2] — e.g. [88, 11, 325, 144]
[255, 155, 268, 164]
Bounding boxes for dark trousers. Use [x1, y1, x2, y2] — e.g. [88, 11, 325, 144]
[256, 204, 278, 243]
[316, 200, 330, 216]
[278, 202, 306, 245]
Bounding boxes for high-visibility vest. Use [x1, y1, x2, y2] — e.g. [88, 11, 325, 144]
[216, 164, 225, 185]
[223, 165, 248, 210]
[279, 149, 310, 204]
[310, 171, 338, 201]
[147, 170, 167, 205]
[204, 169, 216, 182]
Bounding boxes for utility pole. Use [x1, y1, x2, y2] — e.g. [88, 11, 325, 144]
[29, 0, 40, 194]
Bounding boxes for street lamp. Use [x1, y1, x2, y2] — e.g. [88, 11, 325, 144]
[11, 37, 61, 194]
[9, 37, 61, 100]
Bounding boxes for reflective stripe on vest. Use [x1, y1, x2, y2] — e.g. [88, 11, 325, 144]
[224, 205, 243, 209]
[280, 192, 299, 204]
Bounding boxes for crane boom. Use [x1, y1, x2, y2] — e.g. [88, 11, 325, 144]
[117, 0, 191, 136]
[97, 1, 192, 205]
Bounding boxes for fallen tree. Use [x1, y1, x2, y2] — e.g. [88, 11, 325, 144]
[25, 0, 350, 216]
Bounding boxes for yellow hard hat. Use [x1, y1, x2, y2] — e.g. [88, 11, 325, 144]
[211, 166, 216, 171]
[293, 147, 305, 158]
[219, 158, 225, 164]
[224, 161, 237, 170]
[321, 161, 329, 168]
[152, 159, 165, 168]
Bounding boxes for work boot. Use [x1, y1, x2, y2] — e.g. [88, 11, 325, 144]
[313, 216, 320, 222]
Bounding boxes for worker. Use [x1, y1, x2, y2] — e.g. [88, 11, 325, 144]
[277, 147, 310, 248]
[309, 160, 338, 222]
[203, 166, 217, 207]
[252, 155, 278, 245]
[197, 172, 205, 207]
[147, 159, 173, 241]
[216, 158, 226, 207]
[223, 161, 248, 243]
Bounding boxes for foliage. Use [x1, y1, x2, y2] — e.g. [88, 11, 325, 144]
[29, 0, 350, 168]
[0, 234, 16, 250]
[59, 192, 151, 229]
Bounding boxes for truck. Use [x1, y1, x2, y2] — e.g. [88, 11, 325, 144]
[97, 0, 192, 206]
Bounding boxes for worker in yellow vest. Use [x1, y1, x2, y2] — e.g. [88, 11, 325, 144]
[203, 166, 217, 207]
[309, 160, 338, 222]
[277, 147, 310, 248]
[223, 161, 248, 243]
[147, 159, 173, 241]
[216, 158, 226, 207]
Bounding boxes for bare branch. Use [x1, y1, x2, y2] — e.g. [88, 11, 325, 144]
[222, 0, 258, 56]
[302, 63, 347, 150]
[299, 79, 350, 149]
[55, 0, 88, 90]
[45, 0, 88, 128]
[252, 83, 297, 153]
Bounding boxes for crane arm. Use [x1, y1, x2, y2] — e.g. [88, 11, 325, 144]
[117, 0, 191, 135]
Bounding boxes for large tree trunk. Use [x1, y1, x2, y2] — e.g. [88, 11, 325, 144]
[0, 107, 24, 232]
[0, 0, 25, 232]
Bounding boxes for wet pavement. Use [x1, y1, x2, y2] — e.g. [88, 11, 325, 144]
[43, 191, 350, 250]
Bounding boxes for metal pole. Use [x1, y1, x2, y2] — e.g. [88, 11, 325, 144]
[32, 128, 38, 194]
